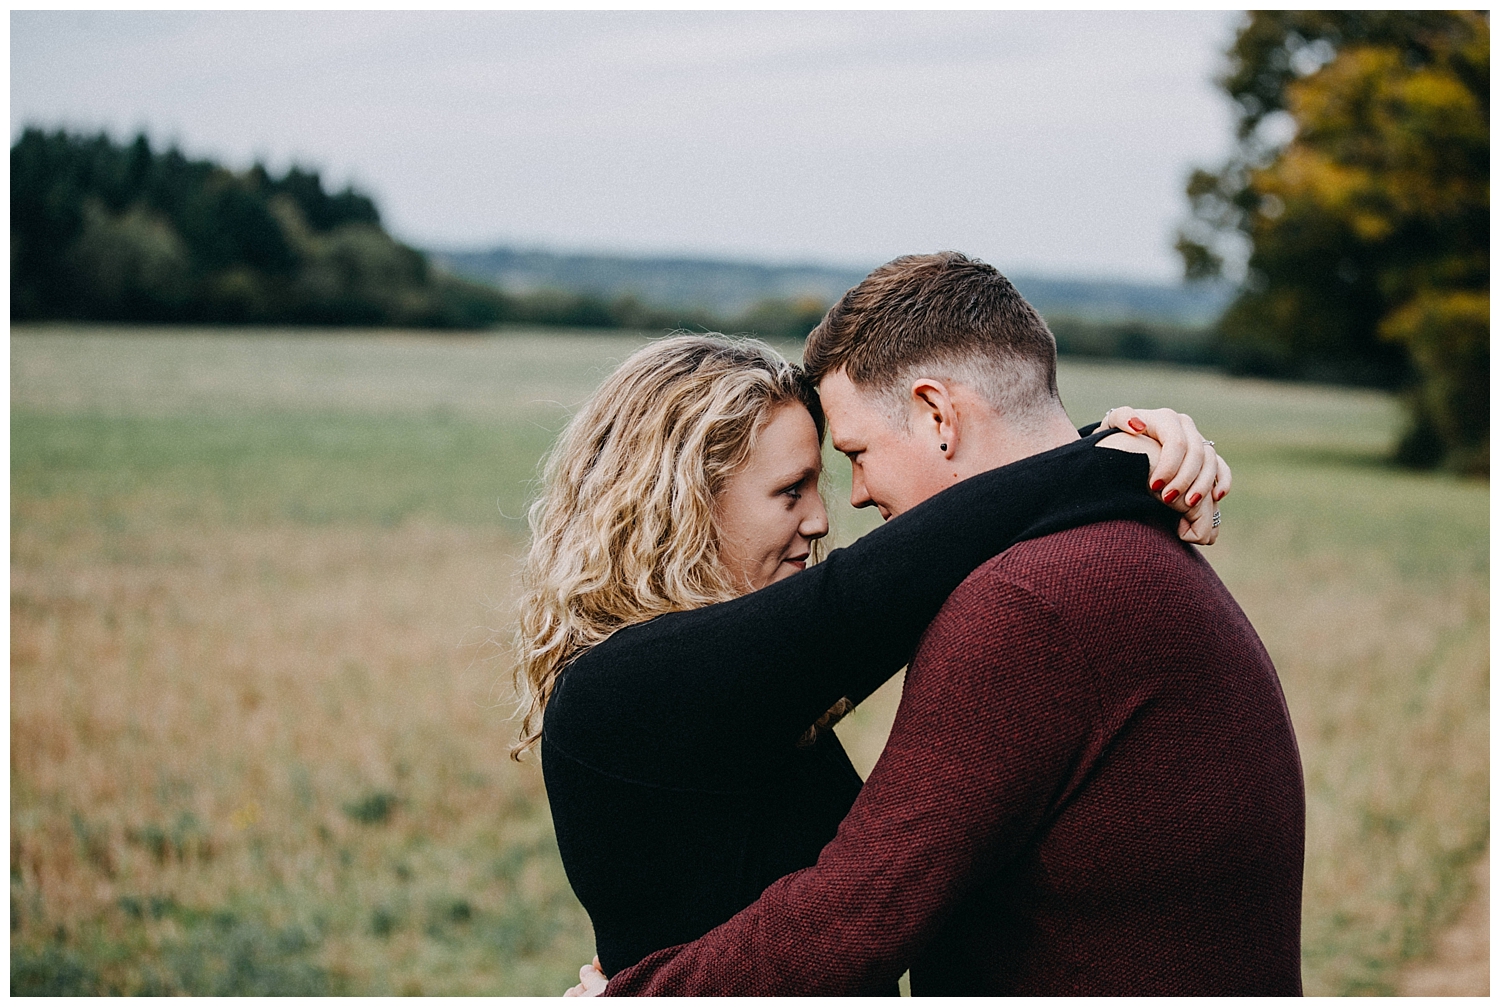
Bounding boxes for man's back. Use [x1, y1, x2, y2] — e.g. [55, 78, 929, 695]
[907, 519, 1303, 994]
[601, 519, 1304, 997]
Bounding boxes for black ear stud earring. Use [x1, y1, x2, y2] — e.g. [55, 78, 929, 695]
[940, 443, 948, 452]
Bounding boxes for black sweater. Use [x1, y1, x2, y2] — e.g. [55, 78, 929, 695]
[541, 430, 1175, 975]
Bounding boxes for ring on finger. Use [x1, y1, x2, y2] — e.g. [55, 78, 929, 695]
[1211, 510, 1221, 528]
[1203, 439, 1215, 448]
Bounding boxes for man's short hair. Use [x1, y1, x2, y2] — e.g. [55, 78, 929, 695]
[804, 251, 1061, 425]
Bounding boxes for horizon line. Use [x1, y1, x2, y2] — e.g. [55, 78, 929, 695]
[424, 241, 1226, 291]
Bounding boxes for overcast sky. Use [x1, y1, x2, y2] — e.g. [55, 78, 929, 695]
[12, 11, 1245, 282]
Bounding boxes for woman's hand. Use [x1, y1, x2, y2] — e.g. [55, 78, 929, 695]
[1097, 406, 1231, 546]
[564, 956, 607, 997]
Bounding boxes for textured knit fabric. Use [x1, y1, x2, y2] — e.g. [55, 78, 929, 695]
[602, 520, 1305, 996]
[542, 432, 1178, 976]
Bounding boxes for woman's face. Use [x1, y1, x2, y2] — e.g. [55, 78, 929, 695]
[714, 403, 830, 593]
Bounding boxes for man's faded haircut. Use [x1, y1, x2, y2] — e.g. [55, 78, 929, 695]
[803, 251, 1061, 427]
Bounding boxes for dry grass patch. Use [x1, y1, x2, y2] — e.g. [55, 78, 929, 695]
[12, 511, 592, 994]
[1400, 851, 1489, 995]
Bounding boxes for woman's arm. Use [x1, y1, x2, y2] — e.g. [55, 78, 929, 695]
[546, 429, 1194, 786]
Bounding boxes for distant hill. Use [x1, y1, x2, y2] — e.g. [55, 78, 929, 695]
[431, 246, 1234, 327]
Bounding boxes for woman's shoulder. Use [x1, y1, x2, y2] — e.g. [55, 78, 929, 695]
[542, 618, 683, 748]
[542, 642, 750, 795]
[550, 601, 749, 707]
[543, 611, 801, 792]
[543, 637, 621, 733]
[541, 642, 647, 784]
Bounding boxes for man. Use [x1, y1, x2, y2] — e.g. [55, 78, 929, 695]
[583, 252, 1305, 995]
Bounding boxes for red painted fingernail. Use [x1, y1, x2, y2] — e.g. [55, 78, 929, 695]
[1187, 492, 1202, 507]
[1150, 479, 1166, 492]
[1163, 488, 1180, 503]
[1214, 489, 1225, 501]
[1129, 418, 1146, 432]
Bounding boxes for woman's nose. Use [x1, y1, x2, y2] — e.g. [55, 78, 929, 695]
[801, 496, 830, 540]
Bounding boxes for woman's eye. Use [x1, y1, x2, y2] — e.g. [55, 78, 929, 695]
[782, 487, 802, 501]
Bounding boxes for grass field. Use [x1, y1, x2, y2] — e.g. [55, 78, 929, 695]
[11, 325, 1489, 995]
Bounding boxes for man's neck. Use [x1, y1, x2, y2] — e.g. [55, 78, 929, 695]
[955, 406, 1081, 477]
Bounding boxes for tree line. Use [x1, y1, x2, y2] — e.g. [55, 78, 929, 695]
[12, 128, 507, 327]
[9, 128, 833, 339]
[0, 128, 1244, 362]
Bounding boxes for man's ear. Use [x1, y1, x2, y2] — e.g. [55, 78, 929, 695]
[908, 378, 959, 459]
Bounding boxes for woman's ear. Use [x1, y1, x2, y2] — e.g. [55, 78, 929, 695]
[908, 378, 958, 458]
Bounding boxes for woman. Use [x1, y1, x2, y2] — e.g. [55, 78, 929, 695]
[514, 334, 1225, 983]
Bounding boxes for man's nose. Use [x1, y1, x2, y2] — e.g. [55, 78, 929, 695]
[849, 468, 874, 510]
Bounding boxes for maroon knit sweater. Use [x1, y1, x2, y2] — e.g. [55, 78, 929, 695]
[603, 520, 1305, 996]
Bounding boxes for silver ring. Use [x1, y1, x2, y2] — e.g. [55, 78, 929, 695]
[1104, 407, 1122, 424]
[1211, 510, 1221, 528]
[1203, 440, 1215, 448]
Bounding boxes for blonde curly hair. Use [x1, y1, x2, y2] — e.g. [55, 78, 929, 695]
[511, 334, 825, 759]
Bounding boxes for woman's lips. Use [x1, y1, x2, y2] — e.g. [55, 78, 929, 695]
[784, 554, 809, 571]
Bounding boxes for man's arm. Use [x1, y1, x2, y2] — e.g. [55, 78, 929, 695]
[601, 576, 1096, 996]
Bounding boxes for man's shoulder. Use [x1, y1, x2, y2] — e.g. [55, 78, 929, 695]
[904, 524, 1181, 686]
[936, 519, 1197, 621]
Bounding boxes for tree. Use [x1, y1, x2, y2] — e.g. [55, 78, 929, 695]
[1180, 12, 1488, 472]
[10, 129, 508, 329]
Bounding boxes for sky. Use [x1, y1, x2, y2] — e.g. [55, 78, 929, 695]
[11, 11, 1245, 283]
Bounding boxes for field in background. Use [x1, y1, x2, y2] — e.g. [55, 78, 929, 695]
[11, 326, 1488, 995]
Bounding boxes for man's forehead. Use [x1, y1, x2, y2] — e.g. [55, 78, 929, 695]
[815, 371, 883, 444]
[815, 369, 870, 409]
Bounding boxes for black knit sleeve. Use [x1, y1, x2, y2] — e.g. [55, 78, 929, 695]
[545, 433, 1173, 786]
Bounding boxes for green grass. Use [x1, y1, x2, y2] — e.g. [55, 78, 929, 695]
[12, 410, 551, 530]
[11, 326, 1488, 995]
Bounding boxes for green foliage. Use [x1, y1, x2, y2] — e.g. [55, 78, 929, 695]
[487, 289, 835, 340]
[157, 910, 337, 996]
[344, 791, 400, 826]
[734, 296, 831, 340]
[1180, 12, 1489, 472]
[1047, 317, 1217, 366]
[125, 813, 212, 865]
[10, 128, 508, 328]
[11, 906, 340, 995]
[12, 941, 104, 995]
